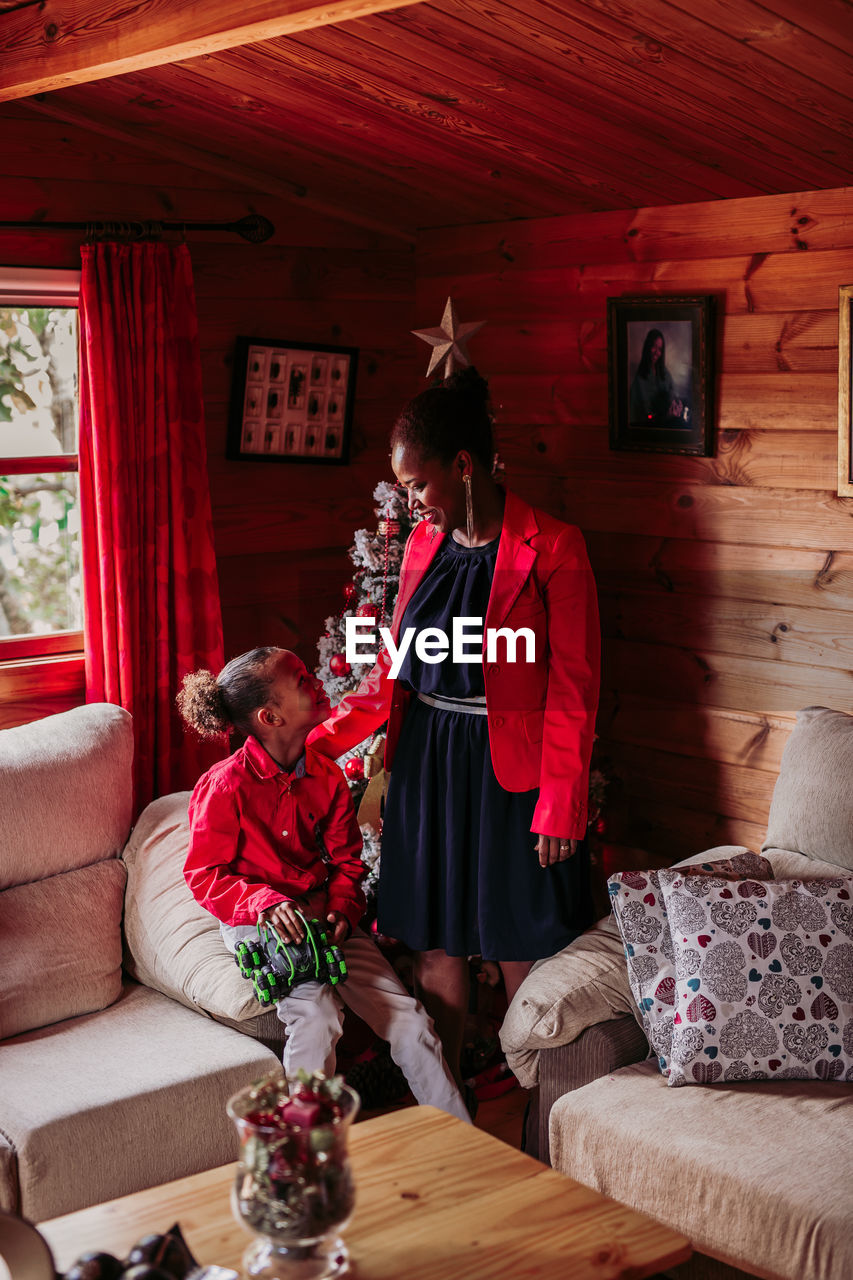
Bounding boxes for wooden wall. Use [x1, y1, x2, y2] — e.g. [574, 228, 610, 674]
[0, 105, 416, 728]
[194, 226, 415, 666]
[417, 185, 853, 868]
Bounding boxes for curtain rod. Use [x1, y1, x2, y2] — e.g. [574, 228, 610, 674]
[0, 214, 275, 243]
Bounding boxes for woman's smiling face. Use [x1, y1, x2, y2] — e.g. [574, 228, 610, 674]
[391, 443, 466, 534]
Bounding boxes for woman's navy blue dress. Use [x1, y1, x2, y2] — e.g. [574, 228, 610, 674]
[378, 532, 593, 961]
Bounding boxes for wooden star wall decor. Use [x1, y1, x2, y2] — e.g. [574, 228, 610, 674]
[412, 297, 485, 379]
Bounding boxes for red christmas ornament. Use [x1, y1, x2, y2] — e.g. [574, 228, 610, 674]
[594, 816, 606, 836]
[343, 583, 357, 607]
[356, 602, 376, 619]
[329, 653, 351, 677]
[344, 757, 365, 780]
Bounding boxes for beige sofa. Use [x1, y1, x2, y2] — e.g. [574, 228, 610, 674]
[501, 706, 853, 1280]
[0, 703, 284, 1222]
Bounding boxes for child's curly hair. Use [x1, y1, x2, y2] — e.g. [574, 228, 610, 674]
[177, 647, 278, 739]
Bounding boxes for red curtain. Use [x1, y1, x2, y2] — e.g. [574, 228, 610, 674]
[79, 242, 225, 813]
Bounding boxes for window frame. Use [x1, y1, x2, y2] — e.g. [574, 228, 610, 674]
[0, 267, 83, 662]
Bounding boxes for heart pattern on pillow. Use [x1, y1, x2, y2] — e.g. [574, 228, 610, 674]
[608, 851, 775, 1074]
[658, 871, 853, 1087]
[831, 904, 853, 938]
[710, 901, 757, 936]
[780, 933, 823, 975]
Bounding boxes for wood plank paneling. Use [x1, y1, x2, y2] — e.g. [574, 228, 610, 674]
[604, 799, 769, 864]
[418, 188, 853, 271]
[0, 657, 85, 730]
[418, 182, 853, 865]
[597, 695, 794, 774]
[192, 192, 416, 660]
[599, 589, 853, 671]
[586, 534, 853, 611]
[602, 640, 853, 717]
[14, 3, 853, 235]
[497, 424, 839, 490]
[0, 111, 415, 726]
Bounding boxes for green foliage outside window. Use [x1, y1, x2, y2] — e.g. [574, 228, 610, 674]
[0, 305, 81, 639]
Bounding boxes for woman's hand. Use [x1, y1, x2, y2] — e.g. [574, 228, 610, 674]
[535, 834, 578, 868]
[258, 898, 310, 943]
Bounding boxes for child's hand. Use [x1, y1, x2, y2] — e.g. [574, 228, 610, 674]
[258, 899, 308, 943]
[326, 911, 351, 945]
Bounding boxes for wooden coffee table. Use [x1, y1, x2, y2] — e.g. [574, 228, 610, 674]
[39, 1107, 690, 1279]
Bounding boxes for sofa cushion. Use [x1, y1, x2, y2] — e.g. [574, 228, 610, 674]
[499, 914, 635, 1088]
[608, 851, 773, 1075]
[500, 846, 758, 1088]
[763, 847, 853, 881]
[549, 1059, 853, 1280]
[0, 982, 279, 1220]
[0, 859, 125, 1039]
[763, 706, 853, 872]
[122, 792, 266, 1023]
[0, 703, 133, 891]
[658, 869, 853, 1087]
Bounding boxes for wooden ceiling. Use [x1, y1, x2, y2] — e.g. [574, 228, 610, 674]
[3, 0, 852, 237]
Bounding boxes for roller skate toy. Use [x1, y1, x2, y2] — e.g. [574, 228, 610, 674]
[235, 912, 347, 1007]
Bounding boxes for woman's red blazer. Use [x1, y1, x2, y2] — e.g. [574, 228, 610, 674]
[308, 489, 600, 840]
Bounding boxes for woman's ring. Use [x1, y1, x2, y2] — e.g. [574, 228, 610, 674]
[559, 841, 569, 851]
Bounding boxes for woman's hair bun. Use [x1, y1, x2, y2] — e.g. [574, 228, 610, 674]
[391, 363, 495, 469]
[445, 366, 489, 403]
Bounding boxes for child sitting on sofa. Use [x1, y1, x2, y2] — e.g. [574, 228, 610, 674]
[178, 645, 470, 1121]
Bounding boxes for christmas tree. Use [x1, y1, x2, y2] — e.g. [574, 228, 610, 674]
[315, 480, 420, 900]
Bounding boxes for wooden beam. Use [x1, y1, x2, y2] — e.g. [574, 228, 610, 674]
[0, 0, 425, 101]
[0, 0, 425, 99]
[22, 97, 415, 242]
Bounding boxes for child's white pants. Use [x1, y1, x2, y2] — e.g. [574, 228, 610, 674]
[220, 924, 470, 1124]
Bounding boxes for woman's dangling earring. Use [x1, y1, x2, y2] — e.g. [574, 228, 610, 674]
[464, 472, 474, 545]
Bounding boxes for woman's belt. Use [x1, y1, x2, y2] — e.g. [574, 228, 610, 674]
[417, 692, 489, 716]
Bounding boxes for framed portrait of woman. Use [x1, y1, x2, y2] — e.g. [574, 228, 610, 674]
[607, 295, 716, 456]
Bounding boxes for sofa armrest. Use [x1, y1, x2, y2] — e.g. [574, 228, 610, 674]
[524, 1016, 650, 1164]
[500, 914, 636, 1089]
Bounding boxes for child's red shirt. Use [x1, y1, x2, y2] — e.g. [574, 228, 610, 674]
[184, 735, 366, 930]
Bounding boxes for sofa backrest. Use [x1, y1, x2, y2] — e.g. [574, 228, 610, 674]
[762, 705, 853, 872]
[0, 704, 133, 1039]
[0, 702, 133, 892]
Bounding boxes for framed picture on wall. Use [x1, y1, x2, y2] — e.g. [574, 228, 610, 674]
[838, 284, 853, 497]
[607, 295, 716, 456]
[227, 337, 358, 464]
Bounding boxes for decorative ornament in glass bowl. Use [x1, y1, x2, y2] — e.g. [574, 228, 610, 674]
[227, 1070, 360, 1280]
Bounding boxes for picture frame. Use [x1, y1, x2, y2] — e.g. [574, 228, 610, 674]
[227, 336, 358, 464]
[838, 284, 853, 497]
[607, 295, 716, 456]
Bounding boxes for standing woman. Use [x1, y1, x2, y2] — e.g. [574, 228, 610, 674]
[308, 368, 600, 1088]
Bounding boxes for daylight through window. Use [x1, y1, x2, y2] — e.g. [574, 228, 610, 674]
[0, 269, 81, 658]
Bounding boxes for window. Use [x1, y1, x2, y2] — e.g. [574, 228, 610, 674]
[0, 268, 81, 660]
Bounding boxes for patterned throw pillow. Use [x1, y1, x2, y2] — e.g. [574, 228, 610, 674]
[658, 870, 853, 1087]
[608, 852, 774, 1074]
